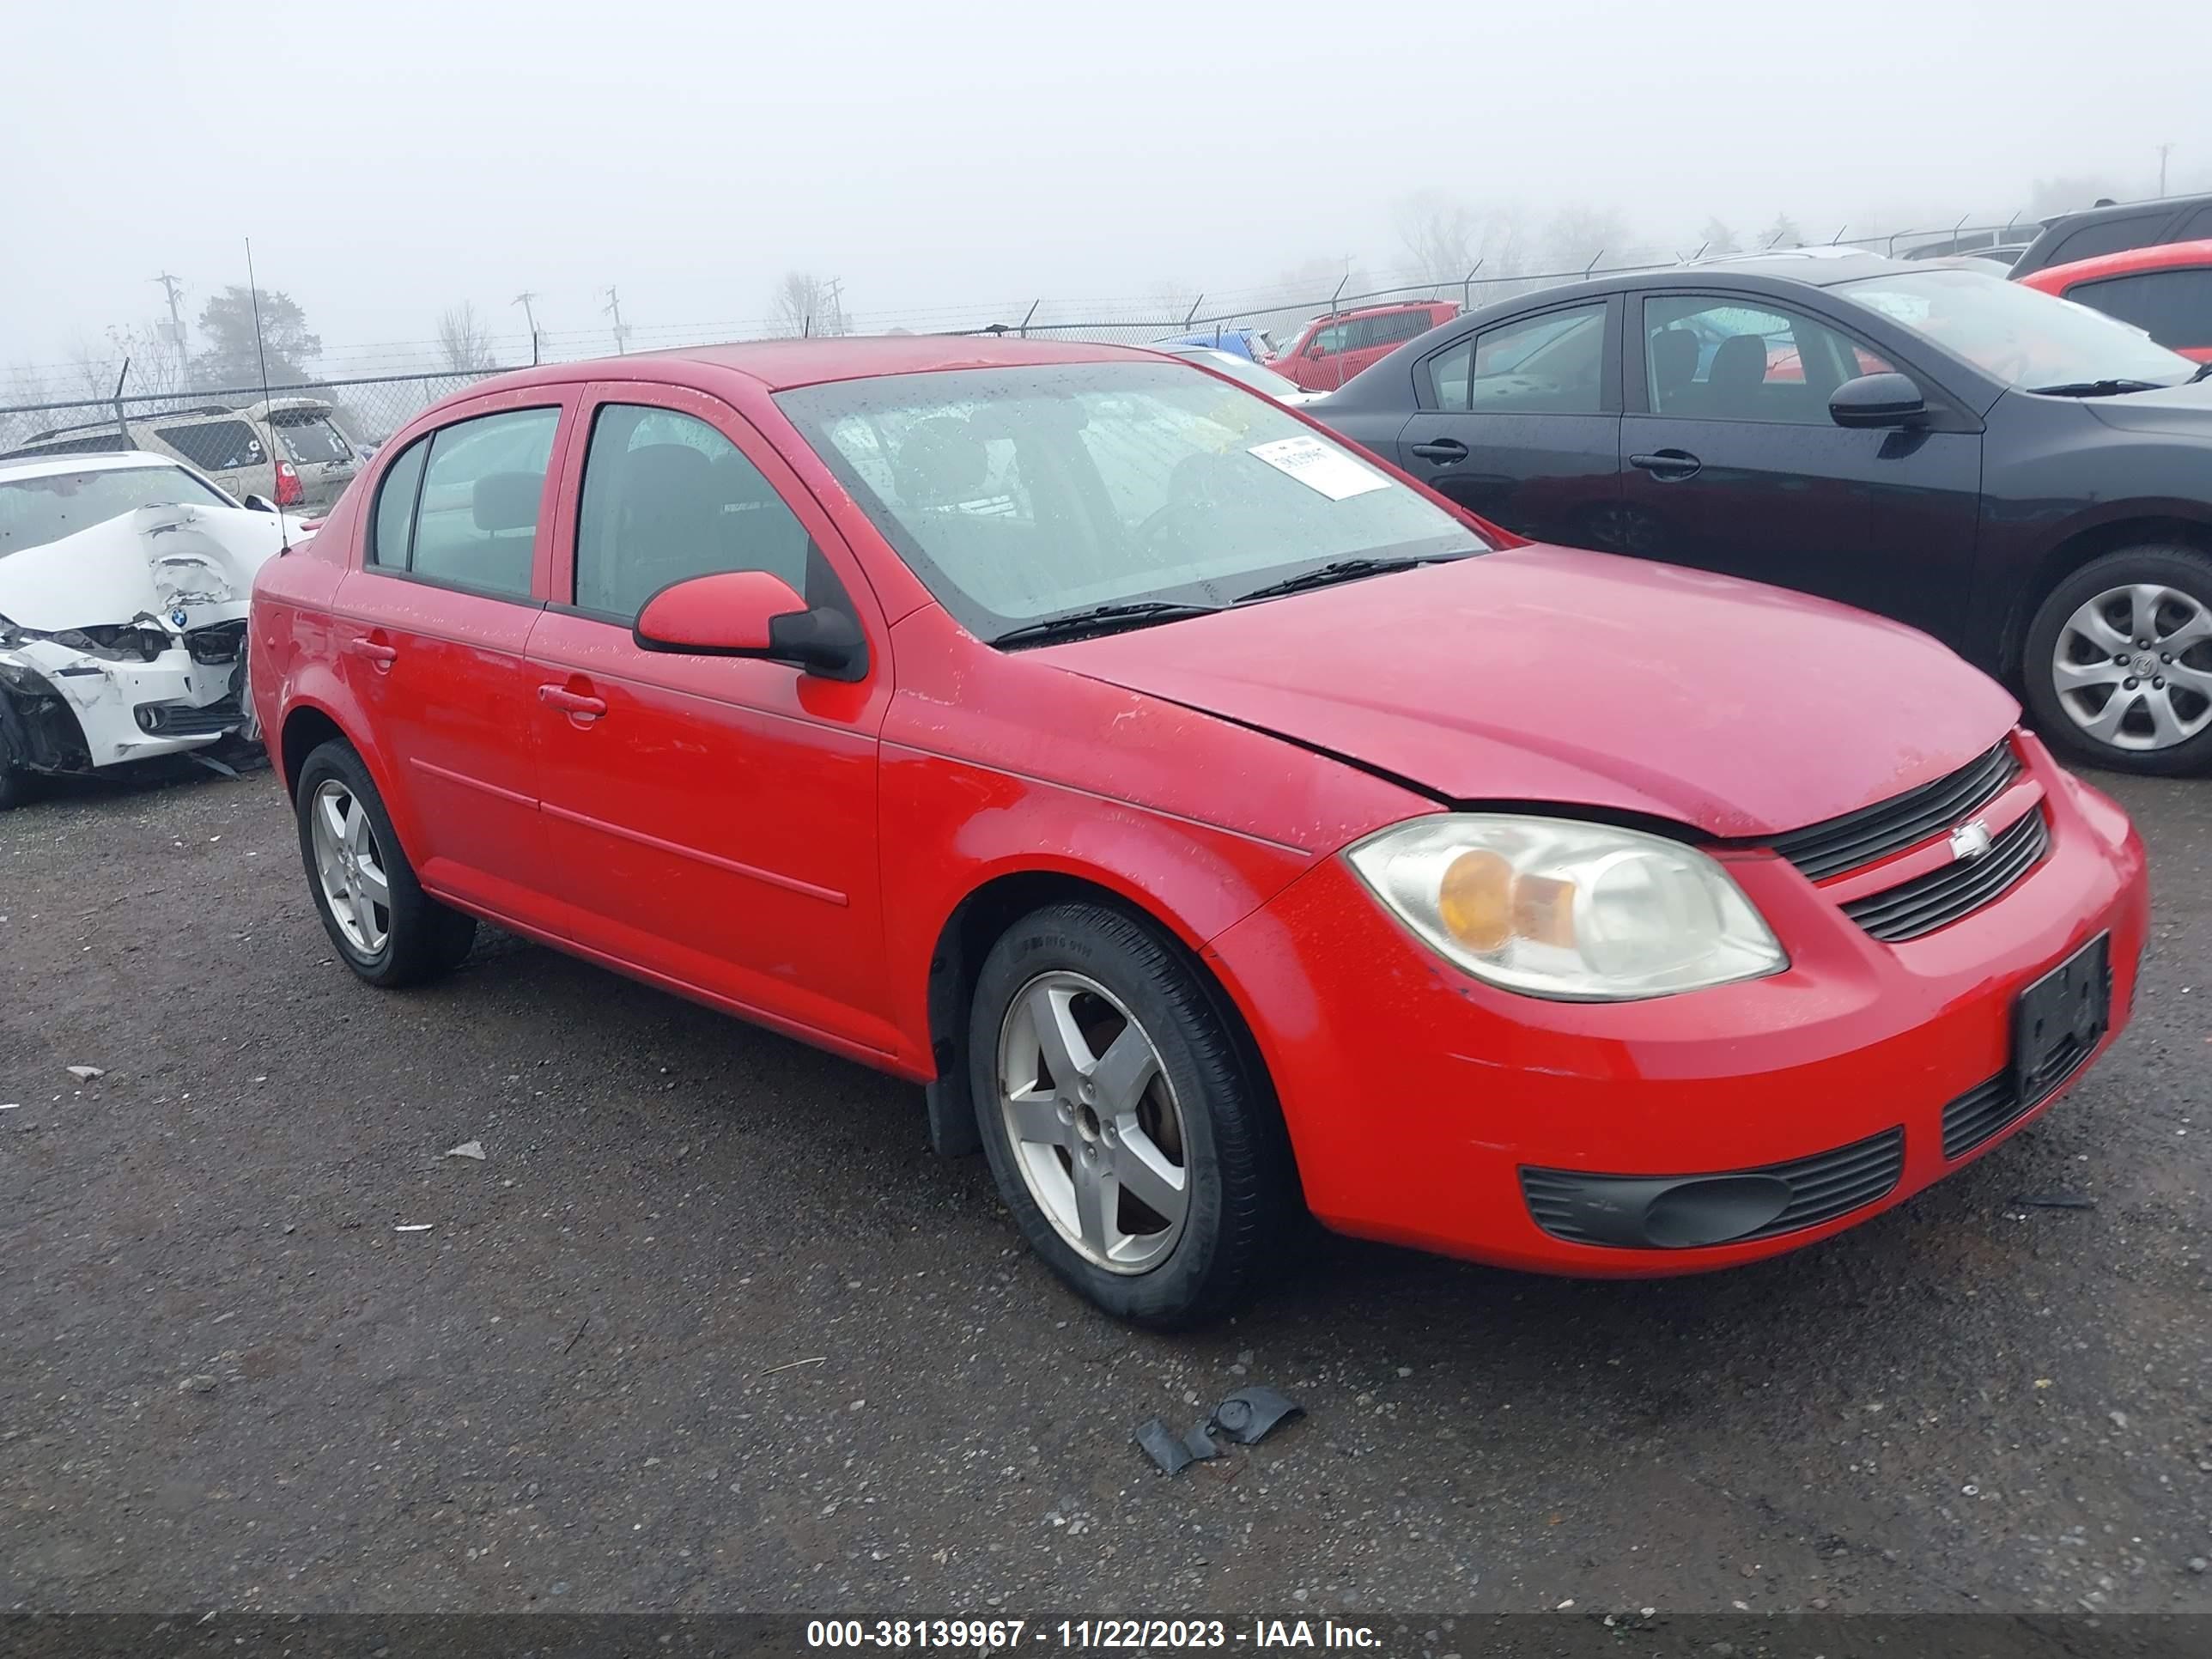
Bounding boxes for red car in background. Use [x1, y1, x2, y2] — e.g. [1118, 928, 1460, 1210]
[252, 337, 2145, 1328]
[2018, 240, 2212, 362]
[1275, 300, 1460, 391]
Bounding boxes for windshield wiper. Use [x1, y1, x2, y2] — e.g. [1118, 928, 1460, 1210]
[989, 600, 1220, 648]
[2190, 362, 2212, 384]
[1232, 552, 1471, 605]
[2023, 378, 2169, 397]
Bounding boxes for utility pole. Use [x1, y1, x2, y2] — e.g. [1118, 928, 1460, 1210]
[602, 285, 629, 355]
[823, 276, 845, 337]
[150, 271, 186, 352]
[2156, 143, 2174, 196]
[513, 290, 541, 364]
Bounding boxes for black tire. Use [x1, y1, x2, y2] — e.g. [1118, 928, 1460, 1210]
[0, 766, 32, 811]
[293, 739, 476, 988]
[967, 901, 1292, 1328]
[2023, 544, 2212, 776]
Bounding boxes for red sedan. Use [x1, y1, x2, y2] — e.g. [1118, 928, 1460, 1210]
[250, 338, 2147, 1327]
[2017, 238, 2212, 363]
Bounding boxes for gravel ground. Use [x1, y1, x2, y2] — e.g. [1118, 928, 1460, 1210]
[1, 763, 2207, 1617]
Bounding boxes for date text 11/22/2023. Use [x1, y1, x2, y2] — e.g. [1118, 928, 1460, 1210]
[803, 1619, 1382, 1650]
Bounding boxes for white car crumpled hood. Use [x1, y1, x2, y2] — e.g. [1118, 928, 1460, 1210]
[0, 502, 279, 631]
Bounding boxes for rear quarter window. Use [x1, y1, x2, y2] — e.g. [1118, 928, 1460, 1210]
[155, 419, 265, 472]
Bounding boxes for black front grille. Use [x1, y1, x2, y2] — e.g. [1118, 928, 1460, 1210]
[1840, 807, 2048, 942]
[1942, 1034, 2099, 1160]
[139, 694, 242, 738]
[1768, 740, 2020, 882]
[185, 620, 246, 664]
[1521, 1127, 1905, 1248]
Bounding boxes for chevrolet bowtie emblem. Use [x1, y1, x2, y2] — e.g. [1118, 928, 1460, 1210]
[1949, 818, 1994, 861]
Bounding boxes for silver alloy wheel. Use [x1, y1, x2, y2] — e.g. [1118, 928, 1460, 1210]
[2051, 582, 2212, 751]
[310, 778, 392, 956]
[995, 970, 1189, 1274]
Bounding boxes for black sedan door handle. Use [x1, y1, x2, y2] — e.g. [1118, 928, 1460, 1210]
[1408, 439, 1468, 464]
[1629, 448, 1702, 481]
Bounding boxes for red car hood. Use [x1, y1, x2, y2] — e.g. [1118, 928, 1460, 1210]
[1033, 546, 2018, 840]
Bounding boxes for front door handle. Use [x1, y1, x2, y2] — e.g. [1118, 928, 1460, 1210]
[538, 684, 608, 720]
[1409, 439, 1469, 464]
[344, 636, 398, 670]
[1629, 448, 1703, 481]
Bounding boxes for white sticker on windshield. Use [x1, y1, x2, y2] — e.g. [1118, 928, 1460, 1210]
[1246, 435, 1389, 501]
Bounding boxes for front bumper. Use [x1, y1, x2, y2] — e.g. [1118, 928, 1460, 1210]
[0, 619, 249, 772]
[1202, 738, 2148, 1276]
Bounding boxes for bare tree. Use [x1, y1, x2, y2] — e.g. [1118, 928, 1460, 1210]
[1540, 206, 1631, 276]
[771, 271, 843, 337]
[104, 321, 189, 400]
[64, 334, 118, 402]
[1397, 194, 1480, 285]
[437, 302, 495, 373]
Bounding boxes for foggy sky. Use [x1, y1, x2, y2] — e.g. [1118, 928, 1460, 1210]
[3, 0, 2207, 374]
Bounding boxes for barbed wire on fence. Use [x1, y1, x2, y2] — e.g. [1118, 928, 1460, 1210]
[0, 222, 2030, 455]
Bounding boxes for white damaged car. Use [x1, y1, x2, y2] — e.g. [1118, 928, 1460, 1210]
[0, 452, 300, 807]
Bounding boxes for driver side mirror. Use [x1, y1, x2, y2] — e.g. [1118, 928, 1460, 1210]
[1829, 372, 1927, 428]
[1305, 341, 1326, 359]
[634, 570, 867, 682]
[241, 494, 278, 514]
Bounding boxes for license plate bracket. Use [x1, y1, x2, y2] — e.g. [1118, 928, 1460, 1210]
[2012, 933, 2111, 1101]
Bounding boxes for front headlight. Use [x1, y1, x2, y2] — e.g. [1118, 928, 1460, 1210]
[1346, 814, 1786, 1001]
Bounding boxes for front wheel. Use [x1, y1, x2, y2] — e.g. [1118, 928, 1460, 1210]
[2023, 545, 2212, 775]
[293, 740, 477, 987]
[968, 902, 1292, 1328]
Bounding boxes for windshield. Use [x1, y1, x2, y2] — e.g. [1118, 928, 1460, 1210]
[0, 465, 234, 558]
[1168, 349, 1309, 401]
[1837, 267, 2195, 391]
[776, 362, 1484, 639]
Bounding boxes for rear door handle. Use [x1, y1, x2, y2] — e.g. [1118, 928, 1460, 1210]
[1629, 449, 1702, 481]
[344, 636, 398, 668]
[1408, 439, 1469, 464]
[537, 684, 608, 720]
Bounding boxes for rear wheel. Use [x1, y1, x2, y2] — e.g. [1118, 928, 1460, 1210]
[968, 902, 1291, 1328]
[294, 740, 476, 987]
[2023, 545, 2212, 775]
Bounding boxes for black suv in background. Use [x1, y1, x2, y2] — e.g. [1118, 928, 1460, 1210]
[1314, 250, 2212, 775]
[2009, 192, 2212, 279]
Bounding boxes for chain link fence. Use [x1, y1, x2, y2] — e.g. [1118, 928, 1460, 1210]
[2, 222, 2026, 474]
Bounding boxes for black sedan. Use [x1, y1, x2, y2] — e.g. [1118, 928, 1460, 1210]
[1315, 249, 2212, 775]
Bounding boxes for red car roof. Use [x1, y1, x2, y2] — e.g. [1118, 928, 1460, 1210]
[473, 335, 1157, 397]
[2017, 237, 2212, 291]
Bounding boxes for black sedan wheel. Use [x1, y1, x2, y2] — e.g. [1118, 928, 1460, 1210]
[2025, 546, 2212, 775]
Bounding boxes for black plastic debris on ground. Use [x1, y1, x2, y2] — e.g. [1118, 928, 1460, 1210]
[2014, 1194, 2097, 1210]
[1137, 1385, 1305, 1475]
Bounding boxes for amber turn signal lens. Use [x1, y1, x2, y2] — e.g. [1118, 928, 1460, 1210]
[1437, 849, 1514, 952]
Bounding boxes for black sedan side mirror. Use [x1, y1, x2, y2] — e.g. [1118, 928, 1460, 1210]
[1830, 372, 1927, 428]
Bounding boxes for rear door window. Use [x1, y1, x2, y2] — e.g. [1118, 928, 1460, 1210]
[155, 418, 265, 472]
[1425, 303, 1607, 413]
[402, 408, 560, 599]
[2067, 268, 2212, 349]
